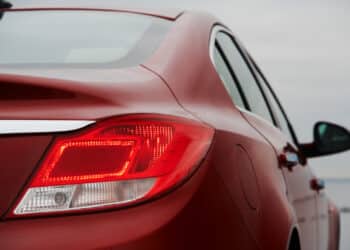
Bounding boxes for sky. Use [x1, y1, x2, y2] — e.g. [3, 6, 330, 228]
[7, 0, 350, 178]
[129, 0, 350, 178]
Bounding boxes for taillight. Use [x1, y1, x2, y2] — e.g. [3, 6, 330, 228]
[13, 115, 213, 216]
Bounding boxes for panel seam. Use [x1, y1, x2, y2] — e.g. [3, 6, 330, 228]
[140, 64, 203, 122]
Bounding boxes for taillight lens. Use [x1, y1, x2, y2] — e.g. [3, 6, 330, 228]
[13, 115, 213, 216]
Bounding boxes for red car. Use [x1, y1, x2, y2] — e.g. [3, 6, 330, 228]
[0, 1, 349, 250]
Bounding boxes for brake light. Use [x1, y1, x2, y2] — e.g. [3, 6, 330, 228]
[13, 115, 213, 216]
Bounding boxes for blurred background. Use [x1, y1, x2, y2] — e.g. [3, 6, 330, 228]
[126, 0, 350, 248]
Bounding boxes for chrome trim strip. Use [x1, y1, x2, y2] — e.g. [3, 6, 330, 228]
[0, 120, 95, 134]
[209, 25, 234, 66]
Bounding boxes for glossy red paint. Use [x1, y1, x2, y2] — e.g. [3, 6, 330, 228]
[0, 4, 340, 250]
[0, 136, 53, 217]
[328, 201, 341, 250]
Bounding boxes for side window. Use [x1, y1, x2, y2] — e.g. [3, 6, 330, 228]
[216, 32, 274, 124]
[249, 59, 296, 143]
[212, 45, 245, 108]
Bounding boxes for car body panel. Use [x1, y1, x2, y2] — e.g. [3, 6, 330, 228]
[0, 155, 260, 250]
[240, 109, 319, 250]
[0, 7, 340, 250]
[143, 11, 338, 250]
[0, 67, 191, 120]
[317, 189, 331, 249]
[328, 200, 341, 250]
[144, 12, 295, 250]
[0, 135, 52, 218]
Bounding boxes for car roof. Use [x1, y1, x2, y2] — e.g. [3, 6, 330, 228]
[6, 0, 183, 20]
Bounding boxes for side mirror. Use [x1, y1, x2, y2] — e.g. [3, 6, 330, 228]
[300, 122, 350, 158]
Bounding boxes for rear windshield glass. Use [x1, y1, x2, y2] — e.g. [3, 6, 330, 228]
[0, 10, 171, 68]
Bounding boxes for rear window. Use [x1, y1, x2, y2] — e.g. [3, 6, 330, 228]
[0, 10, 171, 68]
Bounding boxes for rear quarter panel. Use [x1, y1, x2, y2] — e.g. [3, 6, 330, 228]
[144, 12, 297, 249]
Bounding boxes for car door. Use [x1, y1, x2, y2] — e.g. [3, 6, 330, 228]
[212, 30, 291, 250]
[215, 31, 319, 250]
[246, 51, 329, 250]
[245, 55, 329, 250]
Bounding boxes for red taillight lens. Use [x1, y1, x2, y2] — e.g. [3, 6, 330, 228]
[13, 115, 213, 216]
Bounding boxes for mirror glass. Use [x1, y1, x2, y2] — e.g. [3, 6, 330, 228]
[314, 122, 350, 155]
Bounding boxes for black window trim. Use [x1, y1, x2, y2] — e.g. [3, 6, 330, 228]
[209, 24, 301, 149]
[246, 53, 300, 147]
[229, 36, 278, 127]
[210, 25, 277, 126]
[214, 40, 251, 110]
[210, 25, 250, 110]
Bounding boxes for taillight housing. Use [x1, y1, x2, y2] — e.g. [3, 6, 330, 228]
[13, 115, 214, 216]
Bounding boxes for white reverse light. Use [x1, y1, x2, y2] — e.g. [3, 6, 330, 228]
[15, 179, 155, 215]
